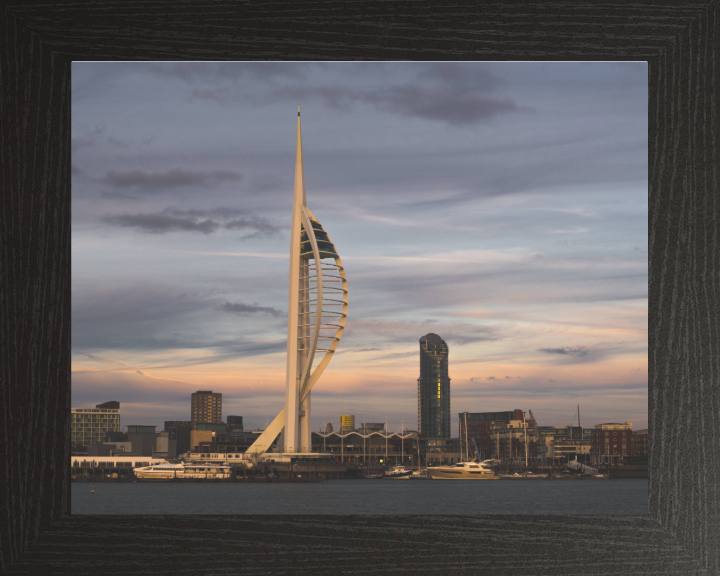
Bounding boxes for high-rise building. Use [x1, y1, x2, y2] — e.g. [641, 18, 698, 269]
[245, 109, 348, 457]
[418, 333, 451, 438]
[71, 400, 120, 448]
[190, 391, 222, 426]
[339, 415, 355, 432]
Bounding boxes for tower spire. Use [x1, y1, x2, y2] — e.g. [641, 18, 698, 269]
[296, 106, 306, 206]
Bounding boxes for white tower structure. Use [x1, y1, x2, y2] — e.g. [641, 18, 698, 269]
[245, 108, 348, 456]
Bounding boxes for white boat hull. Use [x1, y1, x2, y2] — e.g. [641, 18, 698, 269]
[427, 461, 500, 480]
[134, 463, 231, 479]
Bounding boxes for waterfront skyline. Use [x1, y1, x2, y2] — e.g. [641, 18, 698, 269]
[72, 62, 648, 434]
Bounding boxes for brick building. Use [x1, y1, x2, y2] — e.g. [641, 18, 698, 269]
[591, 422, 633, 465]
[631, 428, 648, 456]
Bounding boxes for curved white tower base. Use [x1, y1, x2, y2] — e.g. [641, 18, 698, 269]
[245, 109, 348, 457]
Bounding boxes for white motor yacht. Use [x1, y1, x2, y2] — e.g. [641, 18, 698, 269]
[427, 460, 499, 480]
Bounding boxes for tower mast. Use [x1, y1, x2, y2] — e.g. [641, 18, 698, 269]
[284, 107, 306, 452]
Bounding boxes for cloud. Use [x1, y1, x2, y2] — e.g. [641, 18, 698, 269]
[343, 318, 501, 347]
[101, 207, 280, 236]
[538, 346, 589, 357]
[150, 62, 304, 83]
[218, 302, 283, 318]
[266, 84, 524, 126]
[72, 280, 288, 361]
[188, 62, 524, 126]
[72, 125, 106, 150]
[487, 376, 497, 381]
[103, 213, 219, 234]
[99, 168, 242, 191]
[358, 87, 524, 126]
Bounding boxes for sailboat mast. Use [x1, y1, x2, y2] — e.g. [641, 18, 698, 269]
[464, 412, 469, 462]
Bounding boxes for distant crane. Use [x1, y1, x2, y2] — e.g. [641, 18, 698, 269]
[527, 409, 542, 465]
[528, 409, 538, 429]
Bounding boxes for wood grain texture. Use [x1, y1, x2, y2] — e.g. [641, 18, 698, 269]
[1, 1, 717, 574]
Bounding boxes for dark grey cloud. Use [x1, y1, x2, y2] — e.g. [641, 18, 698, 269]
[232, 84, 524, 126]
[101, 207, 280, 236]
[72, 125, 106, 150]
[150, 62, 304, 83]
[103, 213, 219, 234]
[442, 328, 499, 346]
[251, 174, 287, 193]
[72, 282, 287, 360]
[99, 168, 242, 190]
[189, 62, 522, 126]
[72, 284, 210, 351]
[363, 87, 522, 126]
[419, 62, 497, 91]
[538, 346, 589, 357]
[218, 302, 283, 318]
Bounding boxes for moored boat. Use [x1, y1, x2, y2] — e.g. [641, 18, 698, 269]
[383, 465, 412, 479]
[134, 462, 231, 480]
[427, 460, 499, 480]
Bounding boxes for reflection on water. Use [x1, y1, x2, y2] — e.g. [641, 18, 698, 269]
[72, 479, 648, 515]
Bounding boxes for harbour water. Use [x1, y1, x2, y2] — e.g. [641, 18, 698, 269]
[72, 478, 648, 515]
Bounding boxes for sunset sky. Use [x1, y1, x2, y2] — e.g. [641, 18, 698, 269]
[71, 62, 648, 435]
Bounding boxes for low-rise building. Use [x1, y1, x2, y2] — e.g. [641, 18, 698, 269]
[458, 410, 525, 463]
[591, 422, 633, 465]
[311, 431, 455, 466]
[71, 455, 168, 472]
[631, 428, 648, 457]
[537, 425, 592, 465]
[359, 422, 385, 434]
[71, 401, 121, 449]
[128, 425, 159, 457]
[193, 430, 263, 454]
[489, 420, 539, 465]
[104, 441, 132, 454]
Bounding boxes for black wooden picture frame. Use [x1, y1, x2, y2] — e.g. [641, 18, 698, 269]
[2, 2, 717, 574]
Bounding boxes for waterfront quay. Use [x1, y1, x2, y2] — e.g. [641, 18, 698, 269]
[72, 459, 647, 482]
[72, 460, 372, 482]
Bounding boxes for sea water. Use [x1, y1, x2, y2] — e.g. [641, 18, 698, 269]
[72, 478, 648, 515]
